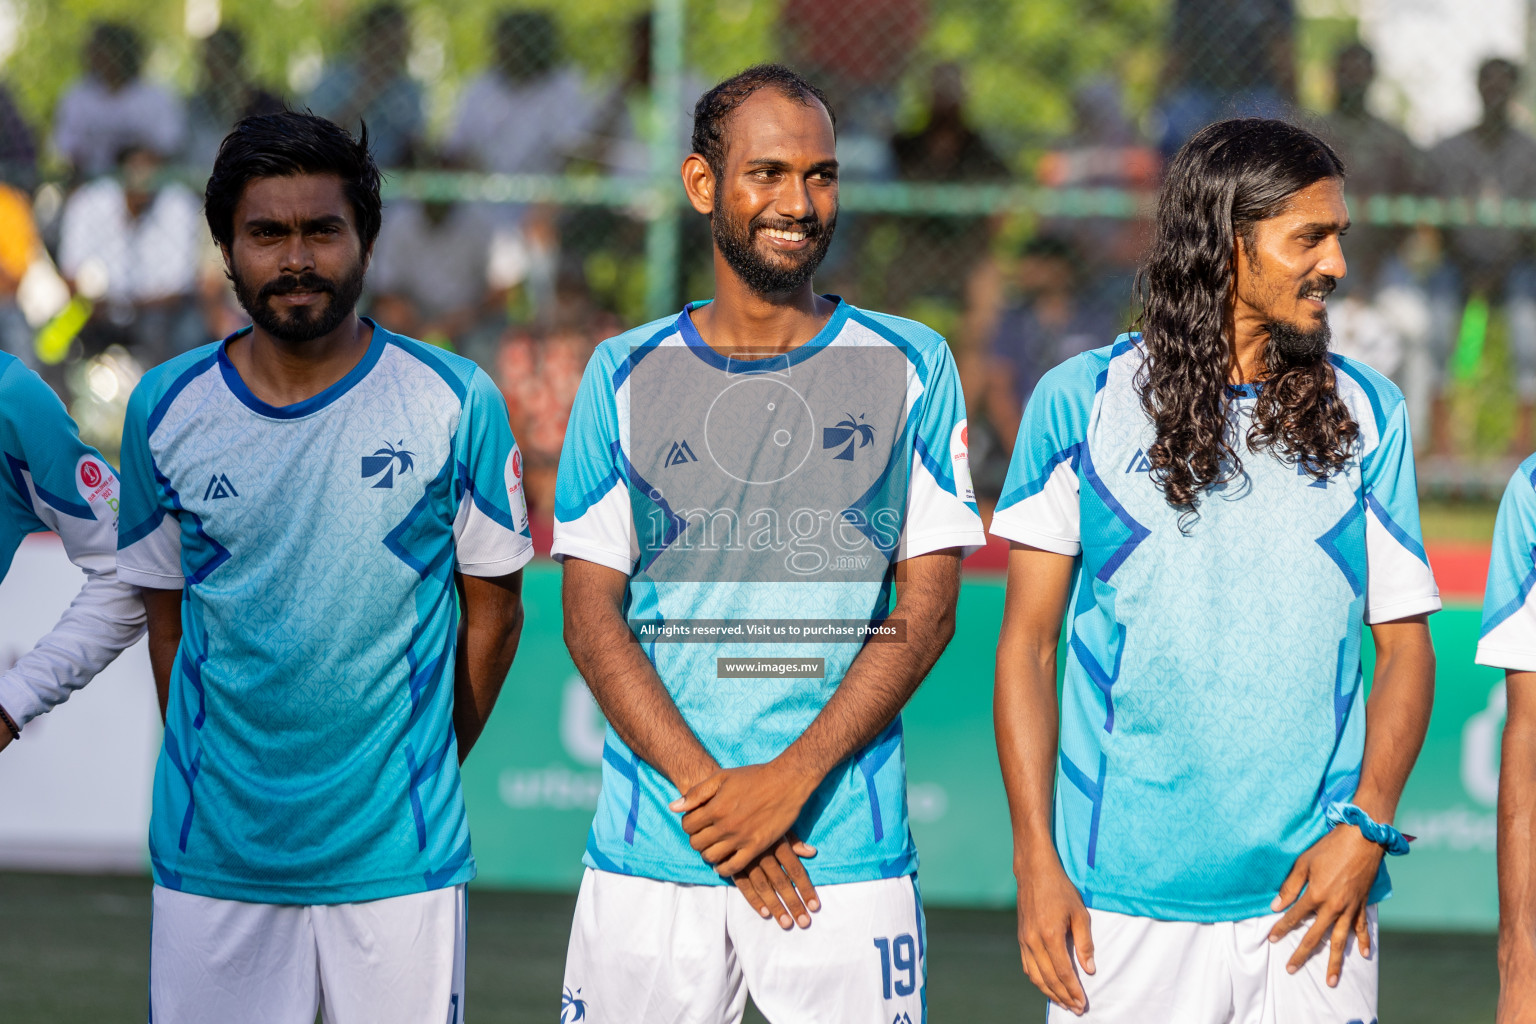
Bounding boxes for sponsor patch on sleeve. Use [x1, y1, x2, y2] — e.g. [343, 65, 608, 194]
[950, 419, 975, 503]
[75, 454, 120, 526]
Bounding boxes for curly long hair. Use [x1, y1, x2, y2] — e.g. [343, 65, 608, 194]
[1134, 118, 1358, 526]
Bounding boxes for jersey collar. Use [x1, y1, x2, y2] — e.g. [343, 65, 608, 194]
[675, 295, 850, 373]
[217, 318, 388, 419]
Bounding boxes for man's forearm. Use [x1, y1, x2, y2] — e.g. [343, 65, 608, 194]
[1354, 619, 1435, 822]
[773, 555, 959, 787]
[1501, 674, 1536, 960]
[995, 639, 1062, 872]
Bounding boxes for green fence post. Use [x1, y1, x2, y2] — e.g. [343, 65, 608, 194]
[644, 0, 686, 320]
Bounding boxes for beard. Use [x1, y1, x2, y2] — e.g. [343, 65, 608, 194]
[1263, 275, 1336, 368]
[230, 259, 367, 345]
[712, 205, 836, 296]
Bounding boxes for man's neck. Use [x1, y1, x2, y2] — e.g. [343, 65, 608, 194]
[690, 255, 835, 357]
[226, 314, 373, 407]
[1227, 308, 1269, 385]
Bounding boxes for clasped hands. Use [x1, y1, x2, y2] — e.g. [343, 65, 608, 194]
[670, 761, 822, 931]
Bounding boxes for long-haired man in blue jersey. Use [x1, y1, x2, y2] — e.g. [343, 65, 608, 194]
[0, 357, 144, 751]
[991, 119, 1439, 1021]
[115, 112, 533, 1024]
[553, 65, 986, 1022]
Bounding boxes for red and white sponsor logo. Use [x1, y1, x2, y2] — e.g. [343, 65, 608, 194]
[950, 419, 975, 503]
[511, 449, 523, 481]
[74, 455, 119, 525]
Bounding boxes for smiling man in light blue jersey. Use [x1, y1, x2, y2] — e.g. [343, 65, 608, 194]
[115, 112, 531, 1024]
[992, 119, 1439, 1022]
[554, 66, 985, 1023]
[0, 354, 144, 751]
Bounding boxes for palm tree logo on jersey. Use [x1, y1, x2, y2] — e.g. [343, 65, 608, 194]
[560, 987, 587, 1022]
[823, 413, 875, 461]
[361, 440, 415, 489]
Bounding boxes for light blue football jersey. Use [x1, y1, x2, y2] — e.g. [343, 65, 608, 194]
[552, 299, 986, 885]
[0, 352, 142, 730]
[116, 322, 533, 904]
[990, 336, 1440, 922]
[1477, 454, 1536, 670]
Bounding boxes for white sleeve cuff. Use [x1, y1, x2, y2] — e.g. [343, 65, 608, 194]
[457, 539, 536, 578]
[550, 541, 637, 575]
[987, 519, 1082, 557]
[1363, 593, 1442, 624]
[1475, 643, 1536, 672]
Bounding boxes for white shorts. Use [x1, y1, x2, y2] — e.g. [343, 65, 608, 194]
[1046, 905, 1378, 1023]
[149, 883, 467, 1024]
[561, 867, 926, 1024]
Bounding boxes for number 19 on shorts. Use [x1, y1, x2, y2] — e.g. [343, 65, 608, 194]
[872, 934, 918, 999]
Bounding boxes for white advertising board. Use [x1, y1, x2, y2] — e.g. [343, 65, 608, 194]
[0, 535, 158, 871]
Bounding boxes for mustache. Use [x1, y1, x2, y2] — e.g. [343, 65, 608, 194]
[258, 272, 337, 300]
[1298, 275, 1338, 299]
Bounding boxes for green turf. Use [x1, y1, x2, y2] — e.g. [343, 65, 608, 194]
[0, 871, 1500, 1022]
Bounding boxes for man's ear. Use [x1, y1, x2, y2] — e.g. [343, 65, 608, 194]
[681, 153, 715, 216]
[218, 242, 234, 280]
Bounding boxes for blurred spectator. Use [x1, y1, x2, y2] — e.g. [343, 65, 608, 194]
[445, 10, 593, 176]
[1319, 44, 1422, 287]
[1318, 42, 1432, 444]
[781, 0, 926, 178]
[570, 13, 706, 178]
[369, 155, 506, 368]
[0, 84, 37, 189]
[1035, 78, 1159, 320]
[884, 63, 1008, 312]
[496, 269, 616, 519]
[1155, 0, 1295, 155]
[183, 28, 285, 173]
[57, 147, 206, 367]
[309, 4, 422, 169]
[1428, 57, 1536, 452]
[51, 23, 185, 179]
[982, 237, 1113, 452]
[0, 181, 39, 367]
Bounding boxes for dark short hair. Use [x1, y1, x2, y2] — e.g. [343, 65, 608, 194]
[204, 111, 383, 250]
[691, 64, 835, 179]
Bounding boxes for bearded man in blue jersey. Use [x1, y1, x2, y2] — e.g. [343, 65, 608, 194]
[553, 65, 985, 1022]
[115, 112, 532, 1024]
[991, 118, 1439, 1022]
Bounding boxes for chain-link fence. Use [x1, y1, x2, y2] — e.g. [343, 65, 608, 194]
[1, 0, 1533, 505]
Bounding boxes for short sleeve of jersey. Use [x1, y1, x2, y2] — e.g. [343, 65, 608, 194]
[551, 345, 637, 574]
[117, 375, 186, 589]
[1, 358, 118, 560]
[988, 353, 1097, 555]
[1358, 380, 1440, 623]
[1478, 458, 1536, 669]
[900, 338, 987, 559]
[452, 368, 535, 576]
